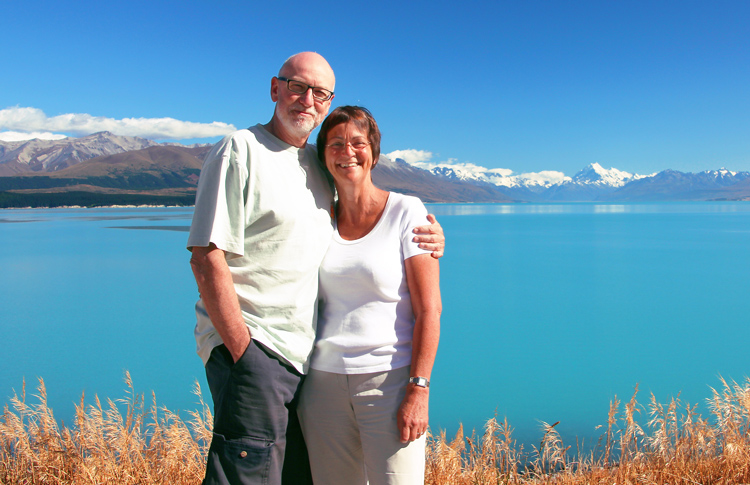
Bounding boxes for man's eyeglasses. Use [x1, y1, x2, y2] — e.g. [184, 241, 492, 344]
[325, 141, 371, 153]
[277, 76, 334, 102]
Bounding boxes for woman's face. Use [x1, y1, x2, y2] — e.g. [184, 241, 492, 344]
[324, 122, 374, 186]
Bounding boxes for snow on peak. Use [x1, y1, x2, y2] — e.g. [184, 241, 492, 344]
[572, 163, 636, 187]
[704, 167, 736, 177]
[489, 170, 570, 188]
[386, 150, 646, 190]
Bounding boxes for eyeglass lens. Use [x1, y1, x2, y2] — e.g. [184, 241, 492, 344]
[283, 78, 332, 101]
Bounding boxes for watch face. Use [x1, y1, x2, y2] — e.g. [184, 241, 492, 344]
[410, 377, 429, 387]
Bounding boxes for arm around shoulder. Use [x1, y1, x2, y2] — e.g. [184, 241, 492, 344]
[413, 214, 445, 259]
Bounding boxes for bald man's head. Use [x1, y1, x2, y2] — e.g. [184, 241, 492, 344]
[268, 52, 336, 147]
[279, 52, 335, 91]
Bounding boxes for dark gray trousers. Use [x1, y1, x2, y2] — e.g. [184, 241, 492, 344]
[203, 340, 312, 485]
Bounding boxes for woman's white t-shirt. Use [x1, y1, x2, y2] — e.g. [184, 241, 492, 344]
[310, 192, 431, 374]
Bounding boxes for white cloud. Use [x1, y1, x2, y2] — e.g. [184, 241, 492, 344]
[517, 170, 569, 185]
[385, 149, 433, 166]
[437, 161, 489, 176]
[386, 150, 508, 177]
[0, 106, 237, 140]
[487, 167, 514, 177]
[0, 131, 68, 142]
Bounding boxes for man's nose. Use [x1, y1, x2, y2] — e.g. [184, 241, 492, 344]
[299, 88, 315, 106]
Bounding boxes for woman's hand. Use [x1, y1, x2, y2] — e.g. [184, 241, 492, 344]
[397, 385, 430, 443]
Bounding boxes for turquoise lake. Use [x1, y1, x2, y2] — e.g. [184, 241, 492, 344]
[1, 202, 748, 450]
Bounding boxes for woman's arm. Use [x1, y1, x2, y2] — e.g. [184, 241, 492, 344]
[398, 253, 441, 443]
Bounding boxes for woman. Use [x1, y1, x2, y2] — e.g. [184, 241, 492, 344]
[298, 106, 441, 484]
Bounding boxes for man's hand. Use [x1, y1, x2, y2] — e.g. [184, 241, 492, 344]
[413, 214, 445, 259]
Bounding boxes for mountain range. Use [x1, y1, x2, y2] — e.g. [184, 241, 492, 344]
[1, 132, 749, 207]
[418, 159, 750, 202]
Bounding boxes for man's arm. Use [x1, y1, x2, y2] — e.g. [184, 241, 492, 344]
[190, 244, 250, 363]
[412, 214, 445, 259]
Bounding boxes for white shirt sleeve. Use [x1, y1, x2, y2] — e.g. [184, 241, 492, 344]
[398, 195, 432, 261]
[187, 132, 249, 259]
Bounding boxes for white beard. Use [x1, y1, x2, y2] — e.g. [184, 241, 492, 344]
[278, 106, 318, 140]
[289, 114, 316, 136]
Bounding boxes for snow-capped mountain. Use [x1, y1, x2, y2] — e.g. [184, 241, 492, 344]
[602, 168, 750, 201]
[700, 168, 750, 186]
[2, 133, 750, 204]
[569, 162, 646, 187]
[0, 131, 159, 174]
[423, 163, 569, 191]
[401, 158, 750, 202]
[417, 161, 646, 199]
[419, 160, 645, 190]
[538, 163, 649, 201]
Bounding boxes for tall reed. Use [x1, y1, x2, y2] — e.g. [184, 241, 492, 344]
[2, 375, 749, 484]
[0, 372, 212, 484]
[424, 377, 750, 484]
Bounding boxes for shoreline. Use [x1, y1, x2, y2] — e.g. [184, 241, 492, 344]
[1, 204, 195, 210]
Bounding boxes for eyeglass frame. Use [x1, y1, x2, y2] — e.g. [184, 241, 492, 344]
[325, 141, 371, 153]
[277, 76, 334, 102]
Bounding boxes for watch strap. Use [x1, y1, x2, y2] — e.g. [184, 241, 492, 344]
[409, 376, 430, 388]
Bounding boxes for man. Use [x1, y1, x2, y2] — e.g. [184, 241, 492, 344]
[188, 52, 443, 485]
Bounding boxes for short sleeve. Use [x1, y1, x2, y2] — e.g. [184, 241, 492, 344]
[398, 195, 432, 261]
[187, 133, 249, 259]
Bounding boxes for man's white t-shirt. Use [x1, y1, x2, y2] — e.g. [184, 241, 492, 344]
[310, 192, 431, 374]
[188, 125, 334, 373]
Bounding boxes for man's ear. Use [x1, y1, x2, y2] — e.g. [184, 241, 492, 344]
[270, 77, 279, 102]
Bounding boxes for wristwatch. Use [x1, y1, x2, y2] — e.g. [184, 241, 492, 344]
[409, 376, 430, 388]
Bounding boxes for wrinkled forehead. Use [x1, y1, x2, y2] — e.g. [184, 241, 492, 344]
[326, 120, 370, 141]
[279, 54, 335, 91]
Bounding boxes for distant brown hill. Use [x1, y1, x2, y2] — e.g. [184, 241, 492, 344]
[3, 131, 750, 205]
[0, 145, 212, 207]
[59, 144, 209, 177]
[1, 145, 209, 190]
[373, 156, 515, 203]
[0, 135, 514, 207]
[0, 131, 160, 175]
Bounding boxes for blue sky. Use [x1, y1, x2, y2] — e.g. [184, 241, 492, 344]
[2, 0, 748, 177]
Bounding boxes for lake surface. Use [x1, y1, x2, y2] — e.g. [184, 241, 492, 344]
[1, 202, 748, 449]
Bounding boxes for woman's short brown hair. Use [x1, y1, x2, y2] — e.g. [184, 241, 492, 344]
[316, 106, 381, 170]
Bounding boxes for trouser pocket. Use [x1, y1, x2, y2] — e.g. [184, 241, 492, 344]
[204, 432, 274, 485]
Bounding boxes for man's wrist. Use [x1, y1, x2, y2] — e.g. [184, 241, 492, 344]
[229, 326, 252, 362]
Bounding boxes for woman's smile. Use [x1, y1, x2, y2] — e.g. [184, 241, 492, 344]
[324, 122, 374, 179]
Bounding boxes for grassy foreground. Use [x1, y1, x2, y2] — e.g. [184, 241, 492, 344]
[2, 373, 749, 484]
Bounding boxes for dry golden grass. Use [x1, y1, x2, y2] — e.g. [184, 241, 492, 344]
[2, 374, 749, 484]
[425, 379, 750, 484]
[1, 372, 212, 484]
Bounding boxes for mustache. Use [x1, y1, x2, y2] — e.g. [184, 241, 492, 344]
[290, 103, 317, 116]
